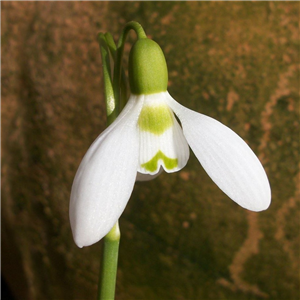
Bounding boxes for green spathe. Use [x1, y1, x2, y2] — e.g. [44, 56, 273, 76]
[138, 105, 173, 135]
[141, 151, 178, 172]
[129, 38, 168, 95]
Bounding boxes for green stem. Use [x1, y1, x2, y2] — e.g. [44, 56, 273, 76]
[104, 32, 128, 111]
[97, 33, 120, 300]
[98, 222, 121, 300]
[97, 33, 117, 125]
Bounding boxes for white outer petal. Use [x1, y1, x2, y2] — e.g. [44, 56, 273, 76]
[70, 95, 144, 247]
[166, 94, 271, 212]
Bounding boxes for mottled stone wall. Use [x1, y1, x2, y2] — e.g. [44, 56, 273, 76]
[2, 2, 299, 300]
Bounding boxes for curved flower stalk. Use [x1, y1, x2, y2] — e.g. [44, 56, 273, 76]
[70, 30, 271, 248]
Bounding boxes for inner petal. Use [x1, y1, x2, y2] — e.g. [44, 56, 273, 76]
[137, 95, 190, 175]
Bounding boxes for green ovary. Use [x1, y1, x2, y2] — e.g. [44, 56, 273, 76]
[138, 105, 173, 135]
[141, 151, 178, 172]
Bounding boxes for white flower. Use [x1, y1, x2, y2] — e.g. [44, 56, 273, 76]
[70, 91, 271, 247]
[70, 37, 271, 248]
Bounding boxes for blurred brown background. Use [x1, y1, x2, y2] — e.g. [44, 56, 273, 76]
[2, 1, 299, 300]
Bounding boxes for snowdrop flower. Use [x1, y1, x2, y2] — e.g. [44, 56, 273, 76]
[70, 38, 271, 248]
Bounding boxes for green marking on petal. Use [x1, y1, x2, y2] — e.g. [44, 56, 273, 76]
[138, 105, 173, 135]
[141, 150, 178, 172]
